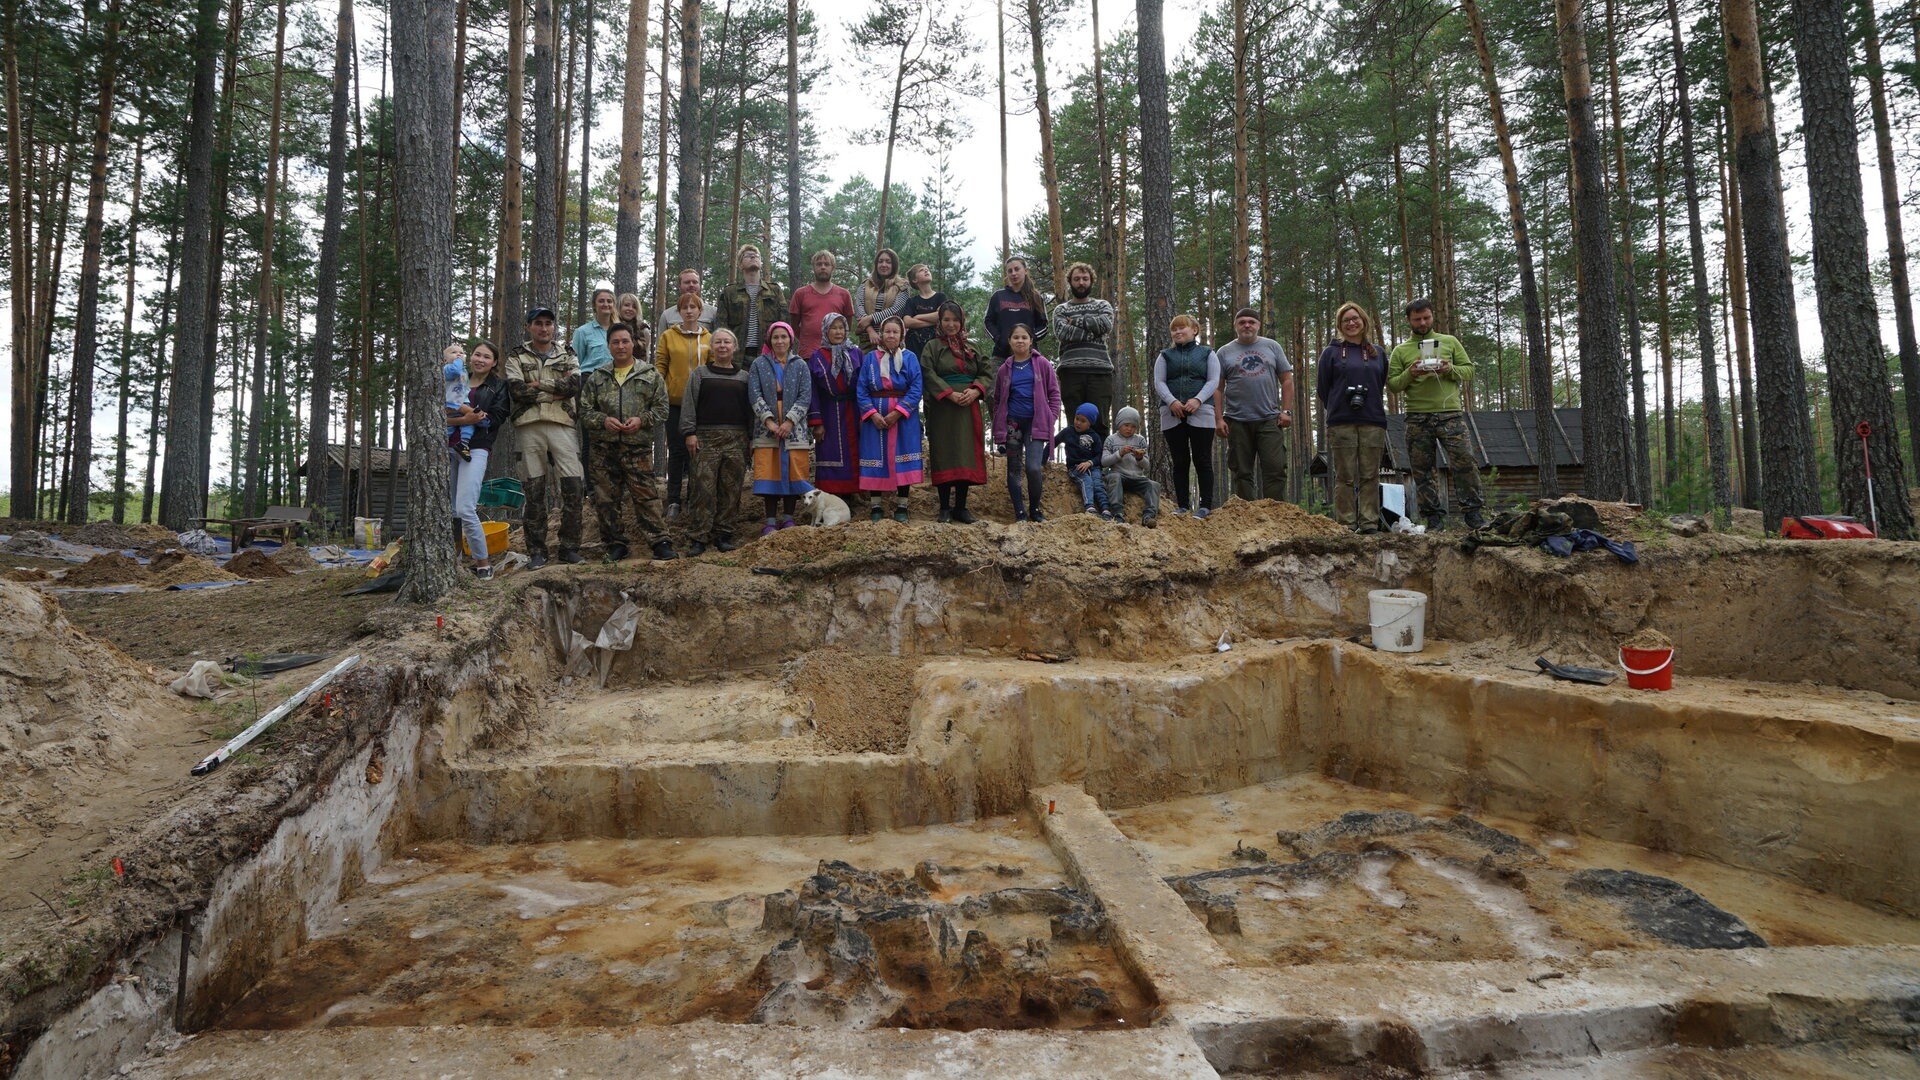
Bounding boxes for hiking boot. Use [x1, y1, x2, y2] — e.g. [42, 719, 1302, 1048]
[683, 541, 708, 557]
[950, 508, 978, 524]
[527, 551, 549, 569]
[1464, 509, 1488, 530]
[1424, 514, 1445, 533]
[651, 541, 678, 561]
[603, 543, 631, 563]
[714, 535, 739, 552]
[558, 549, 584, 564]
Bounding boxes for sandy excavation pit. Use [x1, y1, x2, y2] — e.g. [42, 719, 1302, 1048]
[213, 815, 1154, 1034]
[10, 533, 1920, 1078]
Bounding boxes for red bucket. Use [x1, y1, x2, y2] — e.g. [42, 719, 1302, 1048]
[1620, 646, 1674, 691]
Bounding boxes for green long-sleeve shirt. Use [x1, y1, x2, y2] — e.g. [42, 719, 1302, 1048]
[1387, 331, 1474, 413]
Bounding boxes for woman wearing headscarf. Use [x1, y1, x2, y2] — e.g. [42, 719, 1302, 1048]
[856, 314, 925, 521]
[806, 312, 864, 498]
[919, 301, 990, 523]
[748, 321, 813, 533]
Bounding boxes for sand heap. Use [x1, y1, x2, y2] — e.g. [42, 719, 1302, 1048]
[0, 580, 182, 813]
[62, 552, 149, 586]
[65, 521, 179, 551]
[147, 551, 243, 587]
[267, 544, 319, 571]
[224, 549, 291, 579]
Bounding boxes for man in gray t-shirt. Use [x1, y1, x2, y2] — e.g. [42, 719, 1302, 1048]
[1214, 307, 1295, 502]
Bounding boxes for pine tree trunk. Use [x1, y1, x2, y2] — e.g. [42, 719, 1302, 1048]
[997, 0, 1010, 265]
[159, 0, 224, 530]
[242, 0, 289, 518]
[1667, 0, 1732, 519]
[503, 0, 525, 333]
[306, 1, 351, 520]
[1719, 111, 1759, 505]
[1230, 0, 1250, 311]
[531, 0, 559, 305]
[1138, 0, 1175, 480]
[1863, 0, 1920, 486]
[651, 0, 669, 309]
[614, 0, 651, 295]
[197, 0, 244, 507]
[1092, 0, 1115, 306]
[875, 38, 907, 252]
[1028, 0, 1067, 294]
[574, 0, 593, 323]
[112, 133, 143, 523]
[1656, 122, 1677, 495]
[1605, 0, 1651, 502]
[1791, 0, 1913, 536]
[785, 0, 799, 291]
[1464, 0, 1556, 495]
[694, 0, 730, 268]
[1723, 0, 1820, 527]
[66, 0, 122, 523]
[1557, 0, 1632, 500]
[673, 0, 700, 269]
[4, 0, 37, 512]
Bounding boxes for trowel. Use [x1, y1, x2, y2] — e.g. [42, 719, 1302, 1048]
[1534, 657, 1617, 686]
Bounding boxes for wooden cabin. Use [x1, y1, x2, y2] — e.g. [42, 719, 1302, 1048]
[1385, 408, 1586, 500]
[299, 445, 411, 536]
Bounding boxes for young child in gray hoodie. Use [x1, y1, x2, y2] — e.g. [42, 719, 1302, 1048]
[1102, 405, 1162, 525]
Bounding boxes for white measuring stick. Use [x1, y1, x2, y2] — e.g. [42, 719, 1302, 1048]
[191, 655, 361, 776]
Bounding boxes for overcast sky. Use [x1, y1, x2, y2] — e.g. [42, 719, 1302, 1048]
[0, 0, 1899, 498]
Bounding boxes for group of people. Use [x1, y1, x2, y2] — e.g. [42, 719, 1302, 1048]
[441, 243, 1488, 576]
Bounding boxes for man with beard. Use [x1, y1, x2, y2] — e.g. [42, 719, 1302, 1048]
[1049, 262, 1117, 440]
[788, 249, 855, 359]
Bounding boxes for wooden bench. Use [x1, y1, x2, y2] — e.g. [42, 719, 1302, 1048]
[193, 505, 317, 548]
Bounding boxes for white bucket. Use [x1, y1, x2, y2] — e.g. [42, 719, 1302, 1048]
[353, 516, 383, 550]
[1368, 589, 1428, 653]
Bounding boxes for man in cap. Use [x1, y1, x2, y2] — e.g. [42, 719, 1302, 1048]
[505, 305, 585, 567]
[1214, 306, 1294, 502]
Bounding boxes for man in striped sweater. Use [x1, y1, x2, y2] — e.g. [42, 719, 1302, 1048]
[1049, 262, 1117, 440]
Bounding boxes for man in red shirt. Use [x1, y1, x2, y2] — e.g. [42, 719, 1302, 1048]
[789, 250, 856, 360]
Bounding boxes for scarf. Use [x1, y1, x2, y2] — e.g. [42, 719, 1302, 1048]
[872, 346, 907, 384]
[761, 320, 796, 356]
[820, 313, 860, 380]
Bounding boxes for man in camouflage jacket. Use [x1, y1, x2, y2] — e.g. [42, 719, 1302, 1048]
[505, 306, 585, 565]
[581, 323, 676, 561]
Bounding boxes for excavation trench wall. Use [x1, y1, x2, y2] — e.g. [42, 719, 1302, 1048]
[411, 572, 1920, 917]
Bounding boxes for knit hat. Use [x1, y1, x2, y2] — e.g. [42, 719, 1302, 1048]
[1076, 402, 1100, 423]
[1116, 406, 1142, 429]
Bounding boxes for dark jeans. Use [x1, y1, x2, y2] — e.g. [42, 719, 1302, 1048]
[1164, 423, 1216, 511]
[1057, 367, 1115, 440]
[666, 404, 689, 506]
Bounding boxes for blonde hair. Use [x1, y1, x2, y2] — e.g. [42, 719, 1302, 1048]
[1334, 301, 1378, 345]
[617, 291, 641, 313]
[1169, 314, 1202, 333]
[906, 262, 933, 283]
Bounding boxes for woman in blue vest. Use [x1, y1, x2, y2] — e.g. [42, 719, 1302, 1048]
[1151, 314, 1223, 518]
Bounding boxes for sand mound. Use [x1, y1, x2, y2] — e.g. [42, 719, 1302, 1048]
[267, 544, 319, 571]
[63, 551, 148, 586]
[1, 530, 66, 557]
[0, 580, 182, 808]
[65, 521, 176, 551]
[225, 549, 292, 579]
[147, 551, 242, 586]
[4, 567, 49, 582]
[782, 648, 920, 754]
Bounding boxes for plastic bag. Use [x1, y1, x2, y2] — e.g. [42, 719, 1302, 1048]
[169, 660, 225, 699]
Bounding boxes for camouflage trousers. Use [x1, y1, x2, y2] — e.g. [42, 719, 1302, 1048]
[685, 426, 748, 543]
[588, 439, 668, 549]
[1406, 410, 1483, 518]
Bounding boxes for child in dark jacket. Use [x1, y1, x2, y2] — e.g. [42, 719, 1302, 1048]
[1052, 402, 1113, 519]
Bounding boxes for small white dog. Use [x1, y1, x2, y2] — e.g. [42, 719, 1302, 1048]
[798, 488, 851, 527]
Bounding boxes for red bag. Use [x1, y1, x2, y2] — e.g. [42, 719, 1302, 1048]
[1780, 515, 1877, 539]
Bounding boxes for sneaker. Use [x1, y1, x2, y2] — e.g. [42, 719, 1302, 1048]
[893, 506, 910, 523]
[1013, 510, 1028, 523]
[1141, 514, 1159, 528]
[651, 541, 678, 561]
[950, 508, 978, 524]
[1100, 510, 1115, 522]
[1085, 504, 1099, 515]
[1173, 506, 1190, 516]
[938, 508, 953, 524]
[558, 549, 585, 564]
[1195, 506, 1211, 520]
[714, 535, 739, 552]
[777, 517, 796, 530]
[472, 564, 494, 580]
[870, 503, 885, 522]
[603, 543, 630, 563]
[684, 541, 708, 556]
[456, 442, 472, 461]
[1464, 509, 1488, 530]
[761, 522, 779, 537]
[1029, 510, 1046, 524]
[527, 551, 549, 569]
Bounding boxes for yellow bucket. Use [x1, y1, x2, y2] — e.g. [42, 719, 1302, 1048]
[462, 520, 511, 558]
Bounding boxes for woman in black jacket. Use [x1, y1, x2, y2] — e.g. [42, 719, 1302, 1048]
[448, 342, 512, 577]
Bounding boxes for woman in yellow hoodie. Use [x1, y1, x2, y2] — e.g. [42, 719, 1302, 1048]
[656, 291, 712, 516]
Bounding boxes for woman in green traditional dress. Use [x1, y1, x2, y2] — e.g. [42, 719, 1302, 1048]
[919, 301, 992, 523]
